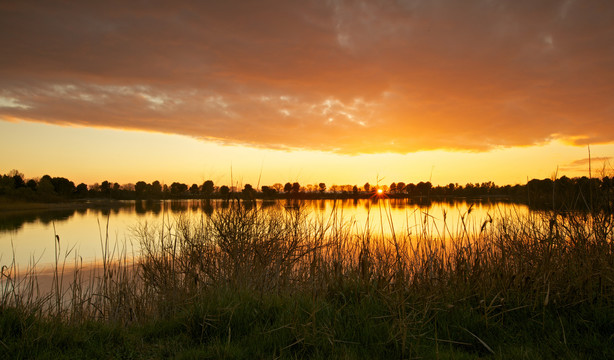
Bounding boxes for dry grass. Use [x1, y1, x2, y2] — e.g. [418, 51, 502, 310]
[1, 201, 613, 357]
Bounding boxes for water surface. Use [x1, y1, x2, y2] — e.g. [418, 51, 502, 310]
[0, 199, 528, 269]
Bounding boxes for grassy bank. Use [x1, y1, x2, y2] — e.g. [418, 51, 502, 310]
[1, 203, 613, 358]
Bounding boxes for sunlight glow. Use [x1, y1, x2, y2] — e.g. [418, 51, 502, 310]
[0, 121, 613, 187]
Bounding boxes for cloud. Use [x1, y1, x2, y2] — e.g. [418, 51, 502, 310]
[566, 156, 612, 167]
[1, 0, 614, 154]
[559, 156, 613, 173]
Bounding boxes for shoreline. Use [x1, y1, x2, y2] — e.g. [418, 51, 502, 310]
[0, 198, 132, 214]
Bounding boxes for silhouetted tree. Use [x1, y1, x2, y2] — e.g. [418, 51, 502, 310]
[7, 169, 24, 178]
[37, 176, 56, 198]
[261, 185, 277, 197]
[13, 174, 25, 188]
[242, 184, 255, 199]
[112, 182, 120, 194]
[202, 180, 214, 198]
[123, 183, 135, 192]
[189, 184, 199, 196]
[151, 181, 162, 197]
[363, 182, 370, 193]
[318, 183, 326, 193]
[219, 185, 230, 198]
[292, 182, 300, 194]
[272, 183, 283, 193]
[170, 182, 188, 196]
[0, 175, 14, 195]
[26, 179, 37, 191]
[99, 181, 111, 197]
[76, 183, 88, 197]
[284, 182, 292, 193]
[135, 181, 147, 197]
[416, 181, 432, 197]
[51, 177, 76, 197]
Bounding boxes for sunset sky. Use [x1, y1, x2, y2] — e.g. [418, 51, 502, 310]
[1, 0, 613, 188]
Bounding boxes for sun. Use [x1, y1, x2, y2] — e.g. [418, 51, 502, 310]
[370, 187, 387, 200]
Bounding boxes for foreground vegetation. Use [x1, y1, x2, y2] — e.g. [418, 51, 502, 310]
[1, 202, 613, 358]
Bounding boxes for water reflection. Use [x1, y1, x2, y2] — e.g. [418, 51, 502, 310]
[0, 210, 75, 233]
[0, 199, 528, 269]
[0, 199, 525, 235]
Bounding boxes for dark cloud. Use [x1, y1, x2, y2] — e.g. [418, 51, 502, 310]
[1, 0, 613, 153]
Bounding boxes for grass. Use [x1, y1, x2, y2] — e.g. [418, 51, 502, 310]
[1, 200, 613, 358]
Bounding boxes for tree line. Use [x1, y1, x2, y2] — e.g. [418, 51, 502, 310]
[1, 169, 612, 210]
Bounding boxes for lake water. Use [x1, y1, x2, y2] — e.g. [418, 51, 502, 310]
[0, 199, 529, 270]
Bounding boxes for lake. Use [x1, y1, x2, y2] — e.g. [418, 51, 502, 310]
[0, 199, 529, 270]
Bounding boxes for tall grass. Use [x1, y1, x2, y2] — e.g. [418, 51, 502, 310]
[1, 201, 613, 357]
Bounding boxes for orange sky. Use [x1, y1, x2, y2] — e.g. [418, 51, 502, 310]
[1, 1, 613, 187]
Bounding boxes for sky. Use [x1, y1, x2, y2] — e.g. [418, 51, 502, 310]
[1, 0, 613, 187]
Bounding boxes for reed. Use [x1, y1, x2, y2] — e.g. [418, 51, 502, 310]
[1, 201, 613, 358]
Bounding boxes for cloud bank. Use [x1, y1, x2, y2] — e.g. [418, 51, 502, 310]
[1, 0, 613, 154]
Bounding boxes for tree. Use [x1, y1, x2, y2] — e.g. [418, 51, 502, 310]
[318, 183, 326, 193]
[100, 181, 111, 197]
[26, 179, 37, 191]
[292, 182, 300, 194]
[389, 182, 397, 193]
[7, 170, 24, 190]
[151, 181, 162, 196]
[352, 185, 359, 194]
[0, 175, 13, 195]
[189, 184, 200, 195]
[122, 183, 135, 191]
[416, 181, 432, 196]
[8, 169, 24, 178]
[363, 182, 370, 193]
[219, 185, 230, 197]
[202, 180, 214, 197]
[52, 177, 76, 197]
[135, 181, 147, 197]
[284, 182, 292, 193]
[12, 174, 25, 189]
[76, 183, 88, 197]
[396, 182, 406, 194]
[170, 182, 188, 195]
[37, 176, 56, 197]
[261, 185, 277, 197]
[242, 184, 255, 199]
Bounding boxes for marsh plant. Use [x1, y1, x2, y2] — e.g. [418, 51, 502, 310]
[1, 201, 613, 358]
